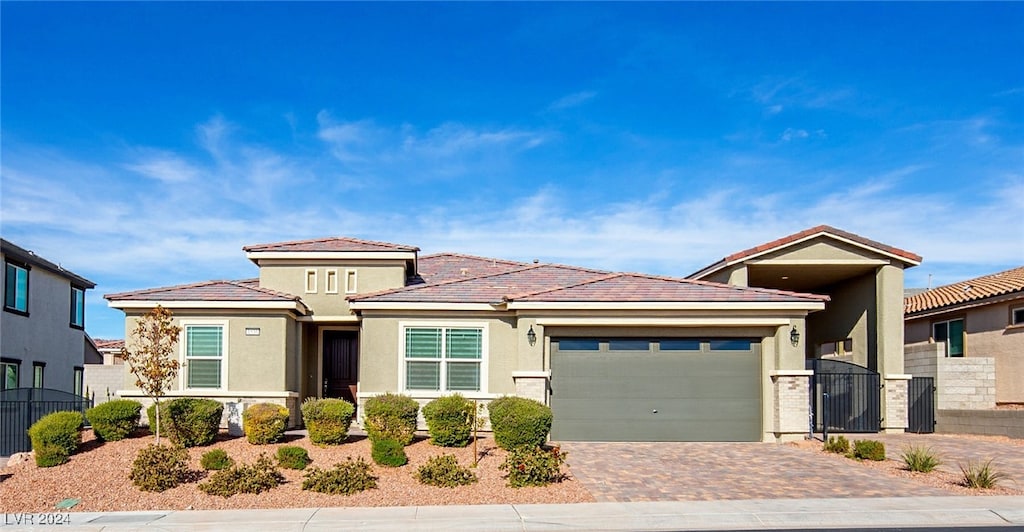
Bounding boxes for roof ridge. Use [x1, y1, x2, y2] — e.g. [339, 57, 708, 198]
[419, 252, 528, 266]
[105, 279, 225, 299]
[504, 272, 623, 300]
[222, 279, 301, 301]
[349, 263, 547, 301]
[242, 235, 419, 252]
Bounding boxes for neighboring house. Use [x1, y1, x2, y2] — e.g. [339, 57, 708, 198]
[688, 225, 922, 432]
[106, 236, 840, 443]
[91, 337, 126, 365]
[1, 238, 95, 396]
[904, 266, 1024, 406]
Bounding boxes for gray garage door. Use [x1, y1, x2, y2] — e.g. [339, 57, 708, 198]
[549, 338, 762, 442]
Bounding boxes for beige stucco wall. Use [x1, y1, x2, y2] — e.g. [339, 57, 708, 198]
[905, 297, 1024, 403]
[806, 272, 873, 367]
[0, 251, 87, 393]
[258, 261, 407, 316]
[120, 310, 298, 393]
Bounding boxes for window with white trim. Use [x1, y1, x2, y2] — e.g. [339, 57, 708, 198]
[325, 269, 339, 294]
[403, 326, 483, 392]
[184, 324, 225, 389]
[70, 286, 85, 328]
[305, 269, 317, 293]
[33, 362, 45, 388]
[345, 269, 358, 294]
[4, 261, 29, 314]
[1, 358, 20, 390]
[933, 318, 964, 357]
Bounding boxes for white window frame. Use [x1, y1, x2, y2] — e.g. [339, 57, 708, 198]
[33, 362, 45, 388]
[324, 269, 339, 294]
[398, 321, 488, 397]
[345, 269, 358, 294]
[305, 269, 318, 294]
[180, 320, 229, 391]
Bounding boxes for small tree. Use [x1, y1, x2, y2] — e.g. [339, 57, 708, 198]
[120, 305, 181, 444]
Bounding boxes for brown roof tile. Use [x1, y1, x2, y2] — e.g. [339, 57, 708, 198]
[905, 266, 1024, 314]
[105, 280, 301, 302]
[417, 253, 527, 284]
[243, 236, 419, 253]
[93, 339, 125, 350]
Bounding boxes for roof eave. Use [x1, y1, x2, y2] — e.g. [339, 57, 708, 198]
[107, 299, 309, 314]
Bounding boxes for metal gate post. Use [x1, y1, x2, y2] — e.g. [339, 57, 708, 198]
[822, 392, 829, 442]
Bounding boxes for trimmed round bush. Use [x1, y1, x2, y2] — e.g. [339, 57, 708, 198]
[86, 399, 142, 442]
[147, 398, 223, 447]
[370, 438, 408, 467]
[201, 449, 233, 471]
[301, 398, 355, 445]
[363, 393, 419, 446]
[243, 403, 290, 444]
[422, 394, 475, 447]
[28, 411, 83, 467]
[276, 445, 311, 470]
[487, 396, 552, 450]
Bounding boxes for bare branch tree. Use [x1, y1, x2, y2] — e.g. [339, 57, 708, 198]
[120, 305, 181, 444]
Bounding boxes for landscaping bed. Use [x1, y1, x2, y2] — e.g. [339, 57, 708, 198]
[0, 429, 593, 512]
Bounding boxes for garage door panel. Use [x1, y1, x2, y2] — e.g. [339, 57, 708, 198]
[550, 338, 762, 442]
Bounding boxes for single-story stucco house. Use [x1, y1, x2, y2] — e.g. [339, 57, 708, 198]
[106, 226, 919, 442]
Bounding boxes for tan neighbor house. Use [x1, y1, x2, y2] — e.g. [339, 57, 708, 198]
[107, 227, 917, 442]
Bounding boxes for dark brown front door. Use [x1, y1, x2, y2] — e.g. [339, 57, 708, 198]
[322, 330, 358, 405]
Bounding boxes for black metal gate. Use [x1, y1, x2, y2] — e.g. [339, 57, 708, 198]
[907, 376, 935, 433]
[0, 388, 92, 456]
[807, 359, 881, 433]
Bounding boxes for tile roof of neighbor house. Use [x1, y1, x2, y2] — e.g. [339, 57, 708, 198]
[93, 339, 125, 350]
[105, 280, 302, 302]
[242, 236, 419, 253]
[905, 266, 1024, 315]
[0, 238, 96, 288]
[352, 263, 828, 305]
[689, 225, 922, 278]
[416, 253, 528, 284]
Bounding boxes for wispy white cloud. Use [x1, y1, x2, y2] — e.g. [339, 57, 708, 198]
[547, 90, 597, 111]
[748, 76, 855, 112]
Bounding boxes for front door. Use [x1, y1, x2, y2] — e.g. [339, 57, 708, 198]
[322, 330, 358, 406]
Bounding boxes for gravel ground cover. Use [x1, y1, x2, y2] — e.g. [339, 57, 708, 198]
[0, 429, 593, 512]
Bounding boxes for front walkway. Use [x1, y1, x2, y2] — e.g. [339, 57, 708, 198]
[559, 433, 1022, 502]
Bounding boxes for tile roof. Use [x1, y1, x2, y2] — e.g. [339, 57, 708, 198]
[105, 280, 302, 302]
[351, 264, 608, 304]
[511, 273, 830, 303]
[417, 253, 527, 284]
[905, 266, 1024, 315]
[690, 225, 922, 278]
[243, 236, 419, 253]
[93, 339, 125, 350]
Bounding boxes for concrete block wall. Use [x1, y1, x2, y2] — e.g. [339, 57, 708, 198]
[937, 409, 1024, 439]
[772, 372, 810, 440]
[904, 342, 995, 410]
[83, 365, 124, 405]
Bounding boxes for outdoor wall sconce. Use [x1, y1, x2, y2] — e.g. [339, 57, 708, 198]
[527, 325, 537, 346]
[790, 327, 800, 347]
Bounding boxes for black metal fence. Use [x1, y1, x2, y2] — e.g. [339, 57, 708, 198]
[807, 359, 881, 434]
[0, 388, 93, 456]
[907, 376, 936, 433]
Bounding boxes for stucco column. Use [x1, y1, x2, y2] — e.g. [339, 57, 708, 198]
[769, 320, 810, 441]
[514, 318, 548, 404]
[876, 264, 906, 432]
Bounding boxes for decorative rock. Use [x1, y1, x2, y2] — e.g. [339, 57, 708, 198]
[7, 452, 33, 467]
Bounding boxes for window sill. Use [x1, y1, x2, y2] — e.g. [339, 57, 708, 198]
[3, 307, 29, 317]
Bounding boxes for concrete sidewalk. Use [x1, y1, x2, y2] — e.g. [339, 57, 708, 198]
[3, 496, 1023, 531]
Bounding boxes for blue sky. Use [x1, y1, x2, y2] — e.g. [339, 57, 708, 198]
[2, 3, 1022, 340]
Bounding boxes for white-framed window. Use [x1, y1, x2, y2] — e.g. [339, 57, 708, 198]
[33, 362, 45, 388]
[1, 358, 20, 390]
[70, 286, 85, 328]
[401, 323, 486, 393]
[933, 318, 965, 357]
[4, 260, 29, 314]
[1012, 306, 1024, 326]
[345, 269, 358, 294]
[182, 321, 227, 389]
[305, 269, 318, 294]
[325, 269, 339, 294]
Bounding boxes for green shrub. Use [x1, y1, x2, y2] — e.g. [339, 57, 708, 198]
[199, 454, 283, 497]
[201, 449, 233, 471]
[960, 459, 1006, 489]
[363, 393, 419, 446]
[276, 445, 311, 470]
[415, 454, 477, 487]
[301, 457, 377, 495]
[487, 396, 552, 450]
[901, 445, 941, 473]
[852, 439, 886, 461]
[500, 446, 567, 488]
[28, 411, 83, 467]
[243, 403, 290, 445]
[370, 438, 408, 467]
[823, 435, 850, 454]
[147, 398, 223, 447]
[300, 398, 355, 445]
[130, 444, 190, 492]
[86, 400, 142, 442]
[422, 394, 475, 447]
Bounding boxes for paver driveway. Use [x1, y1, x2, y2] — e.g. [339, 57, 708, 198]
[559, 434, 1023, 502]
